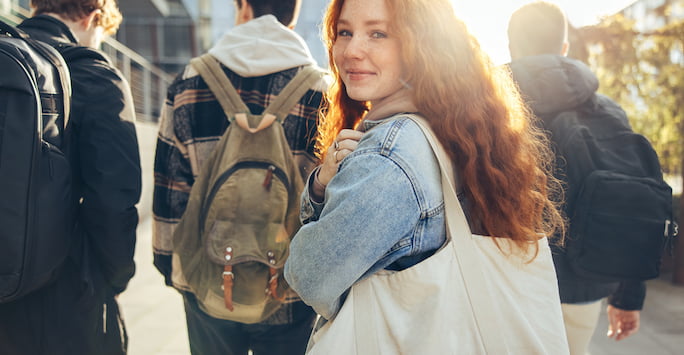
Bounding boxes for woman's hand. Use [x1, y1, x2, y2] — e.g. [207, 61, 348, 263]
[317, 129, 364, 186]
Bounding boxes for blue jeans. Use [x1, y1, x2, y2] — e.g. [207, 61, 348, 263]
[183, 293, 316, 355]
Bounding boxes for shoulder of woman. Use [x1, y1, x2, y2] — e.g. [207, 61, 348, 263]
[356, 117, 431, 160]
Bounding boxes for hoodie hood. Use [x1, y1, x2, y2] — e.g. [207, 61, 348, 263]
[509, 55, 599, 116]
[208, 15, 317, 77]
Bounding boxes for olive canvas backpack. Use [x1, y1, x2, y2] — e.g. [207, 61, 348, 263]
[172, 54, 323, 323]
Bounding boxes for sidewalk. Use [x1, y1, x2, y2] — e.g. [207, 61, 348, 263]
[589, 273, 684, 355]
[117, 122, 190, 354]
[121, 122, 684, 355]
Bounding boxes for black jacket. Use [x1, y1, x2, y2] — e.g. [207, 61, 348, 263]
[0, 15, 141, 355]
[510, 54, 645, 310]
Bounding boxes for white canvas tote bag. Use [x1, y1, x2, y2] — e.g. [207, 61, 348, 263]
[306, 115, 569, 355]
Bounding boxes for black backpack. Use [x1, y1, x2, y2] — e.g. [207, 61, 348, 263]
[543, 107, 677, 282]
[0, 20, 75, 303]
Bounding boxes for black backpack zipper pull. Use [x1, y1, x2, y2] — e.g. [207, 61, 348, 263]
[42, 141, 53, 178]
[263, 165, 276, 190]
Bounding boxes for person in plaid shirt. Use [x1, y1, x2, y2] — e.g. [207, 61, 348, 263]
[152, 1, 327, 354]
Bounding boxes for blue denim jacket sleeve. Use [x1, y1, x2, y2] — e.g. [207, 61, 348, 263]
[285, 118, 445, 320]
[299, 168, 326, 224]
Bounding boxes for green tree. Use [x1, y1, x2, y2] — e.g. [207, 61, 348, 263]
[573, 13, 684, 175]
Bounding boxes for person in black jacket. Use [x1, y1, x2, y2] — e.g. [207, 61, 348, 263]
[507, 2, 643, 355]
[0, 1, 141, 354]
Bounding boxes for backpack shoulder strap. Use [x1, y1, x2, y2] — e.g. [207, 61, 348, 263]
[189, 54, 248, 122]
[0, 19, 24, 38]
[31, 40, 72, 133]
[57, 44, 108, 64]
[237, 66, 321, 134]
[1, 22, 72, 131]
[263, 66, 323, 122]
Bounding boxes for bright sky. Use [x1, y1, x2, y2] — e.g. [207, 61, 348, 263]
[452, 0, 638, 64]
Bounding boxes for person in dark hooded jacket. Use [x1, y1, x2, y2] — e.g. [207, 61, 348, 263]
[0, 1, 141, 354]
[508, 2, 644, 355]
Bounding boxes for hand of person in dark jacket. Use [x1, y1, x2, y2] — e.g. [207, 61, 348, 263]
[606, 305, 640, 341]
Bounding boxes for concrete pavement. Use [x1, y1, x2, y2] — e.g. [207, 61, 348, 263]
[118, 122, 190, 354]
[121, 122, 684, 355]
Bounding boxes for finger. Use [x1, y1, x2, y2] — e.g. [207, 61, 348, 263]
[616, 328, 632, 341]
[607, 318, 617, 338]
[337, 129, 364, 142]
[337, 139, 359, 152]
[614, 323, 624, 340]
[335, 149, 351, 163]
[617, 321, 638, 340]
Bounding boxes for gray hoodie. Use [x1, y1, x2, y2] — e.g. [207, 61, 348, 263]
[209, 15, 317, 77]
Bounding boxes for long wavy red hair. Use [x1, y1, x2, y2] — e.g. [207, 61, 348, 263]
[319, 0, 565, 255]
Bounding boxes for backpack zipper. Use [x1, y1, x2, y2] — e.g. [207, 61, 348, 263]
[199, 161, 290, 234]
[42, 141, 53, 178]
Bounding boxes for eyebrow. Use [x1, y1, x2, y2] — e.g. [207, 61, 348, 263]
[337, 19, 389, 27]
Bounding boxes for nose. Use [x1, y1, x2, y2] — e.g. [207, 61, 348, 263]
[343, 36, 366, 59]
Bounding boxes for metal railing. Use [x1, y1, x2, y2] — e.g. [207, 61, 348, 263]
[1, 3, 172, 123]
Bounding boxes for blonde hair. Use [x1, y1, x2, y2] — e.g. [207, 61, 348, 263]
[320, 0, 565, 256]
[31, 0, 122, 35]
[508, 1, 568, 58]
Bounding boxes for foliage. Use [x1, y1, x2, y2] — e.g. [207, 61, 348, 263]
[570, 9, 684, 175]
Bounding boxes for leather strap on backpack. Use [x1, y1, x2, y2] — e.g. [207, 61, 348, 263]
[268, 267, 285, 302]
[223, 249, 234, 311]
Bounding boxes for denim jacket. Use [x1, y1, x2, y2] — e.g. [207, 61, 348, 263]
[284, 115, 447, 320]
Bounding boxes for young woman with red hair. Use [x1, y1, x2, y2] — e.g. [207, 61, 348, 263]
[285, 0, 567, 352]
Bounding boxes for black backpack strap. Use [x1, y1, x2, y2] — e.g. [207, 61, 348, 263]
[57, 44, 108, 64]
[0, 19, 25, 38]
[30, 40, 72, 130]
[1, 20, 72, 131]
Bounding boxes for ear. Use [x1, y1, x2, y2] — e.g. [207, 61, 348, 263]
[235, 0, 254, 25]
[80, 9, 101, 31]
[561, 41, 569, 57]
[508, 42, 518, 61]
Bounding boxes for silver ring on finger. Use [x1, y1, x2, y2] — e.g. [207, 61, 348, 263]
[333, 150, 339, 162]
[334, 140, 339, 150]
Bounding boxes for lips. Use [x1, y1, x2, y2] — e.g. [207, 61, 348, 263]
[345, 69, 375, 80]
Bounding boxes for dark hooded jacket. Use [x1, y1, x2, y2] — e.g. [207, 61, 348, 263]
[510, 54, 645, 310]
[0, 15, 141, 355]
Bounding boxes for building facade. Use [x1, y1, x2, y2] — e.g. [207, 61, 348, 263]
[116, 0, 329, 77]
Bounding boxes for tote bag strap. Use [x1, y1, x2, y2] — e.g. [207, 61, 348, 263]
[405, 114, 510, 354]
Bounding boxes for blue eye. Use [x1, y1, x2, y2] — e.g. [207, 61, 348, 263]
[371, 31, 387, 39]
[337, 30, 352, 37]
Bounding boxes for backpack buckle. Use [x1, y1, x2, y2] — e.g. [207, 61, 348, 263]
[665, 220, 679, 237]
[665, 220, 679, 256]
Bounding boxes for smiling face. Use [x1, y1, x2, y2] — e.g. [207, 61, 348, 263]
[332, 0, 405, 107]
